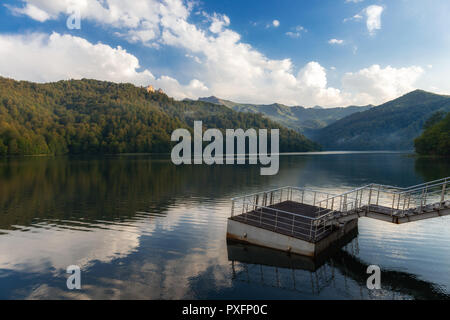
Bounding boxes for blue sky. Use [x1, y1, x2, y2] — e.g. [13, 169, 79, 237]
[0, 0, 449, 107]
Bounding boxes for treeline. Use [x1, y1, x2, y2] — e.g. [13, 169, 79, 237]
[414, 111, 450, 156]
[0, 77, 319, 156]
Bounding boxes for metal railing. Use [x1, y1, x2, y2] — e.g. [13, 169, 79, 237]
[231, 187, 349, 241]
[230, 177, 450, 241]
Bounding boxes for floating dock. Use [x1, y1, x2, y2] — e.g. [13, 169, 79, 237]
[227, 177, 450, 257]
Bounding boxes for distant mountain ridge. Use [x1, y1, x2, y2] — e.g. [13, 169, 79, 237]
[196, 96, 373, 134]
[314, 90, 450, 151]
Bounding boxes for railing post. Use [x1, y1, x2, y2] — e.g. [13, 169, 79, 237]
[407, 192, 411, 210]
[301, 190, 305, 204]
[441, 180, 447, 208]
[423, 187, 428, 207]
[231, 200, 235, 217]
[419, 187, 425, 213]
[291, 215, 295, 236]
[376, 186, 381, 206]
[368, 187, 372, 210]
[280, 189, 283, 203]
[391, 194, 396, 215]
[275, 212, 278, 230]
[314, 221, 319, 242]
[359, 189, 363, 208]
[313, 192, 317, 207]
[259, 207, 262, 225]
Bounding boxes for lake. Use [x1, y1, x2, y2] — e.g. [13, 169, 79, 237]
[0, 152, 449, 300]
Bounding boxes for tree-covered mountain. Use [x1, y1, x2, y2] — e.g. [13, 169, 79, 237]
[415, 111, 450, 156]
[314, 90, 450, 151]
[0, 77, 319, 156]
[197, 96, 372, 135]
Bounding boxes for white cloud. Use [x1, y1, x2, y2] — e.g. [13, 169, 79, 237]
[285, 32, 298, 38]
[343, 14, 363, 23]
[272, 20, 280, 27]
[329, 38, 344, 45]
[209, 13, 230, 34]
[285, 25, 306, 38]
[7, 0, 177, 45]
[157, 76, 209, 99]
[344, 5, 384, 35]
[342, 65, 424, 105]
[159, 19, 345, 106]
[6, 3, 52, 22]
[0, 32, 152, 84]
[185, 54, 201, 64]
[365, 5, 384, 35]
[298, 62, 328, 88]
[2, 1, 425, 107]
[0, 32, 207, 100]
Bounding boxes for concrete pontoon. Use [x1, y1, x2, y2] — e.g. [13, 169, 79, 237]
[227, 177, 450, 257]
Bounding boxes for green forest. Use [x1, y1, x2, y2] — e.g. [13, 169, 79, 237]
[414, 111, 450, 156]
[0, 77, 319, 156]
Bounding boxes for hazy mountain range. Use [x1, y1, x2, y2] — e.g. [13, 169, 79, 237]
[196, 96, 373, 135]
[194, 90, 450, 151]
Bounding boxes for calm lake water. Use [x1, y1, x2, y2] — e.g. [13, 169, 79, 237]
[0, 152, 449, 300]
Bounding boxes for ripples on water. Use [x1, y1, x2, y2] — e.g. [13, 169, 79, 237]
[0, 153, 449, 299]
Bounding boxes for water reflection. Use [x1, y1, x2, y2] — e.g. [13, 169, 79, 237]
[227, 226, 357, 296]
[0, 153, 449, 299]
[227, 239, 449, 300]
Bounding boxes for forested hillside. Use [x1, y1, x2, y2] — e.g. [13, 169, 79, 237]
[314, 90, 450, 150]
[415, 111, 450, 156]
[0, 77, 319, 156]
